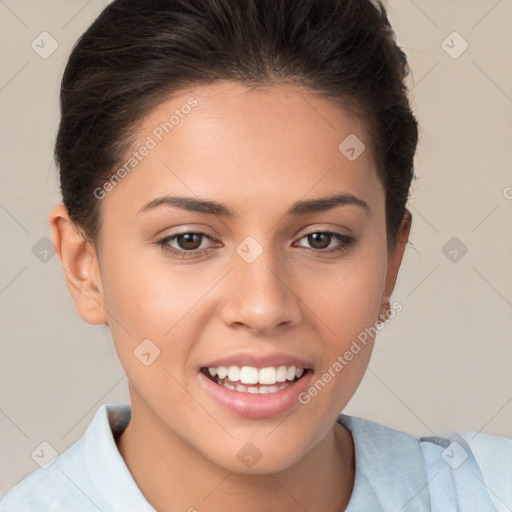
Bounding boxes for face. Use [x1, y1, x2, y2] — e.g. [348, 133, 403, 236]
[54, 80, 409, 474]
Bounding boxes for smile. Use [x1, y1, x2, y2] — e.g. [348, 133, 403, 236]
[198, 363, 312, 418]
[203, 365, 305, 394]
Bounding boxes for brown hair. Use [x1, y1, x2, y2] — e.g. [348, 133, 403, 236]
[55, 0, 418, 245]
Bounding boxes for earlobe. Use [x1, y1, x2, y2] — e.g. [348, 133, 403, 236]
[381, 209, 412, 309]
[49, 205, 107, 325]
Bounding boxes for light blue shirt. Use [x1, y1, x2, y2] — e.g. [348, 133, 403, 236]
[1, 403, 511, 511]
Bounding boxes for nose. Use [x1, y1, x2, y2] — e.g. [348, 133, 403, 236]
[220, 247, 302, 334]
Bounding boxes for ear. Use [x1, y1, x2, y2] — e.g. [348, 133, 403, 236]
[49, 205, 107, 325]
[381, 209, 412, 314]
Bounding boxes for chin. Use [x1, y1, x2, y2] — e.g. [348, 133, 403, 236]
[199, 433, 313, 476]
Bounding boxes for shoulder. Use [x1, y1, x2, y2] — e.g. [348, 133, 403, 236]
[338, 414, 432, 510]
[419, 427, 512, 478]
[0, 403, 134, 512]
[0, 435, 96, 511]
[460, 428, 512, 474]
[420, 429, 512, 511]
[338, 414, 512, 511]
[340, 411, 512, 471]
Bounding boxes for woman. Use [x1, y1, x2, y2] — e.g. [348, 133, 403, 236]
[1, 0, 510, 510]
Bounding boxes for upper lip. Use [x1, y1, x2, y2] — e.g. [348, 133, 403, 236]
[200, 352, 313, 370]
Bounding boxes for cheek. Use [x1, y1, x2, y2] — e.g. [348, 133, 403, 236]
[100, 236, 204, 334]
[98, 237, 227, 382]
[305, 243, 388, 343]
[98, 245, 200, 403]
[298, 244, 387, 414]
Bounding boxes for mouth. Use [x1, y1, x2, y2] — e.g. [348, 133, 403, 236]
[197, 357, 314, 419]
[200, 365, 310, 394]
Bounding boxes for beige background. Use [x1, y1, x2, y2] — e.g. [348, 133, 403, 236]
[1, 0, 511, 496]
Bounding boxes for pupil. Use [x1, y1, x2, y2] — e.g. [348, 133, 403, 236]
[309, 233, 330, 249]
[179, 233, 201, 250]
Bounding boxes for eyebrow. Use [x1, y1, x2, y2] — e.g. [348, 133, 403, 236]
[138, 192, 370, 217]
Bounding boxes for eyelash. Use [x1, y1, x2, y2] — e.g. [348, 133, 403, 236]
[156, 230, 355, 259]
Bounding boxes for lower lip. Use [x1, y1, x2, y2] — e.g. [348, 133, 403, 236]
[197, 371, 313, 419]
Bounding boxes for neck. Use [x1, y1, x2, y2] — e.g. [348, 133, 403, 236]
[117, 392, 355, 512]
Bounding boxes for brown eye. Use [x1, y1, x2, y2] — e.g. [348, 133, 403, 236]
[174, 233, 204, 251]
[306, 232, 332, 250]
[296, 231, 355, 255]
[157, 231, 219, 259]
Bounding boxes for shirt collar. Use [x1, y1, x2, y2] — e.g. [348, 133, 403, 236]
[337, 413, 431, 511]
[85, 403, 431, 511]
[82, 403, 156, 511]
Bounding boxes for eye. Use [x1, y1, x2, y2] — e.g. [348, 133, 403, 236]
[156, 230, 355, 259]
[157, 232, 219, 259]
[295, 231, 355, 255]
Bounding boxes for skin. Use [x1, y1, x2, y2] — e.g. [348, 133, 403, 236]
[50, 80, 411, 512]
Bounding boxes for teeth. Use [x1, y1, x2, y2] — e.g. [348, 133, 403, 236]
[276, 366, 288, 382]
[220, 381, 290, 394]
[258, 367, 276, 385]
[217, 366, 228, 379]
[240, 366, 259, 384]
[227, 366, 240, 382]
[205, 365, 306, 387]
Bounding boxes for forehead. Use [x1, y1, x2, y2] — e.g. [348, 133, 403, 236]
[102, 80, 383, 218]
